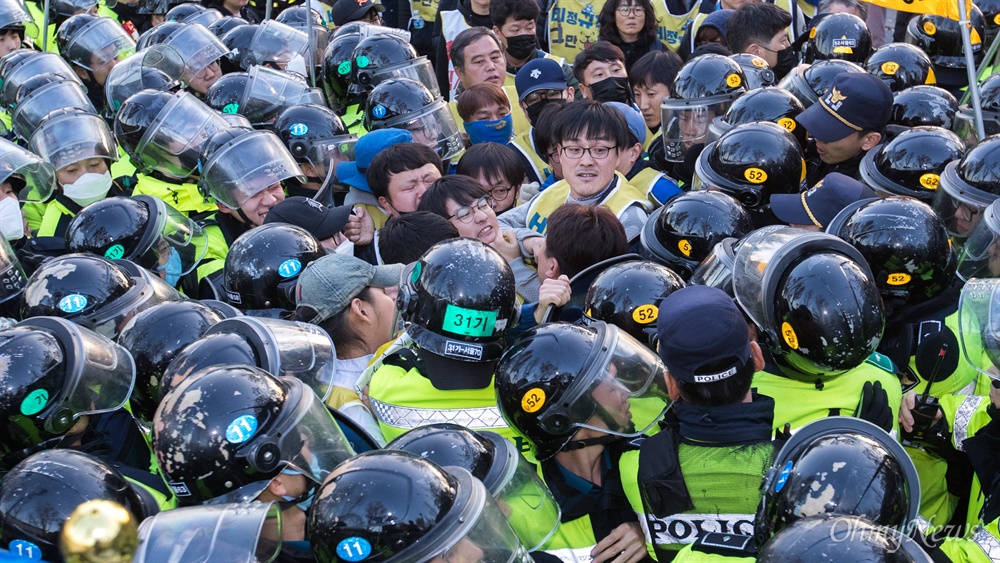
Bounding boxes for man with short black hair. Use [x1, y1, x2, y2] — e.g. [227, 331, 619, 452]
[573, 42, 632, 104]
[726, 2, 794, 78]
[366, 144, 443, 218]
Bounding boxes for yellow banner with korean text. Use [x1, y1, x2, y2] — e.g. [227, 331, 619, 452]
[860, 0, 972, 22]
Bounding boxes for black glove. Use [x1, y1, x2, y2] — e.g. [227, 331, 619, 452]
[854, 380, 893, 433]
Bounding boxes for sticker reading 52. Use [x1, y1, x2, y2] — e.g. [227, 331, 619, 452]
[443, 304, 498, 337]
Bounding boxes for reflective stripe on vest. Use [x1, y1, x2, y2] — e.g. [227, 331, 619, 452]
[640, 512, 756, 547]
[369, 399, 507, 430]
[509, 129, 551, 184]
[953, 394, 986, 451]
[972, 525, 1000, 560]
[543, 547, 596, 562]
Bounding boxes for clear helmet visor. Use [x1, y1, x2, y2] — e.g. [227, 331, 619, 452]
[183, 8, 223, 27]
[393, 467, 532, 563]
[776, 63, 819, 107]
[481, 433, 561, 552]
[957, 277, 1000, 382]
[705, 115, 731, 146]
[80, 262, 183, 339]
[537, 323, 671, 440]
[0, 138, 56, 202]
[364, 57, 440, 98]
[29, 111, 117, 171]
[1, 52, 81, 110]
[0, 236, 26, 304]
[134, 502, 282, 563]
[200, 130, 304, 209]
[63, 17, 136, 71]
[378, 98, 463, 160]
[957, 199, 1000, 281]
[136, 90, 230, 180]
[0, 1, 36, 36]
[953, 107, 1000, 149]
[689, 237, 739, 296]
[148, 196, 210, 278]
[17, 317, 136, 428]
[932, 161, 997, 240]
[104, 46, 185, 113]
[162, 23, 228, 82]
[207, 316, 336, 402]
[250, 20, 309, 67]
[240, 65, 324, 125]
[302, 134, 358, 181]
[660, 96, 731, 152]
[11, 80, 96, 141]
[732, 225, 812, 331]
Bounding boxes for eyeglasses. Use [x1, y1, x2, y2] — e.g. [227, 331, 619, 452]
[488, 185, 514, 201]
[449, 195, 494, 223]
[616, 6, 644, 15]
[522, 89, 564, 107]
[560, 145, 618, 159]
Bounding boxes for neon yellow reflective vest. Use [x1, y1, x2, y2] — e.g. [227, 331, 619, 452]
[524, 172, 650, 235]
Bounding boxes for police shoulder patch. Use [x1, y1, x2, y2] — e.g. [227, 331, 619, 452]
[864, 351, 895, 374]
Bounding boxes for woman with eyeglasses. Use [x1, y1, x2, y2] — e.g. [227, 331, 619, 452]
[597, 0, 670, 72]
[456, 142, 527, 213]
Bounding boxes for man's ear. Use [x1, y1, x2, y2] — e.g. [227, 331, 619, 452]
[72, 66, 89, 82]
[664, 370, 681, 401]
[746, 43, 763, 57]
[861, 131, 882, 151]
[377, 196, 393, 214]
[578, 83, 591, 100]
[750, 340, 765, 372]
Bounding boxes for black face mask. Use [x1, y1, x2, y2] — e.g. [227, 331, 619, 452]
[589, 76, 634, 105]
[525, 97, 567, 125]
[505, 33, 538, 61]
[772, 47, 798, 82]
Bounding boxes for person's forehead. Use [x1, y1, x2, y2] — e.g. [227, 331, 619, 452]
[392, 162, 440, 179]
[465, 35, 503, 56]
[585, 59, 625, 75]
[563, 133, 613, 145]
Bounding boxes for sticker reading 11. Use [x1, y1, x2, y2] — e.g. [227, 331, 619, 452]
[442, 304, 498, 337]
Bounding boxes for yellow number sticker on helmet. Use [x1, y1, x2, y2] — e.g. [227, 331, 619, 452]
[781, 321, 799, 350]
[632, 304, 659, 324]
[923, 21, 936, 35]
[678, 239, 692, 257]
[887, 273, 912, 286]
[777, 117, 796, 132]
[744, 167, 768, 184]
[880, 61, 899, 76]
[809, 27, 817, 38]
[919, 173, 940, 190]
[521, 388, 546, 413]
[726, 74, 742, 88]
[751, 56, 768, 68]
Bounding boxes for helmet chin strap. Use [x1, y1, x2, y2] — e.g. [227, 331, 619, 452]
[561, 434, 620, 452]
[236, 207, 255, 225]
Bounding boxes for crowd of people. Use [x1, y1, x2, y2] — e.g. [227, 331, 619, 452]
[2, 0, 1000, 559]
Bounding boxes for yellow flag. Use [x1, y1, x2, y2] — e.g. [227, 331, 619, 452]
[860, 0, 972, 21]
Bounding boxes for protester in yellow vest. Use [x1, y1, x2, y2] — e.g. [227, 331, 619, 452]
[508, 57, 575, 184]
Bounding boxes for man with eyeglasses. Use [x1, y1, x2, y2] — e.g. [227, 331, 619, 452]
[508, 57, 575, 185]
[505, 100, 651, 240]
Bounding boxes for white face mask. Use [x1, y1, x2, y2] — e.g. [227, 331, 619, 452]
[286, 54, 308, 77]
[62, 171, 112, 207]
[0, 197, 24, 241]
[334, 239, 354, 255]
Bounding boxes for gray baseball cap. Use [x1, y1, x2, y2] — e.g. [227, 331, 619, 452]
[296, 253, 402, 323]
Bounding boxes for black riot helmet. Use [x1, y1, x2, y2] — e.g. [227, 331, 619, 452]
[755, 417, 920, 545]
[320, 31, 362, 110]
[135, 21, 183, 50]
[777, 59, 865, 108]
[758, 514, 932, 562]
[205, 66, 325, 127]
[158, 315, 337, 402]
[153, 365, 355, 506]
[828, 196, 956, 306]
[0, 51, 81, 112]
[0, 450, 151, 561]
[104, 48, 185, 117]
[308, 450, 533, 563]
[979, 0, 1000, 44]
[495, 322, 671, 461]
[385, 424, 562, 552]
[56, 14, 136, 84]
[218, 23, 257, 74]
[933, 134, 1000, 239]
[708, 86, 807, 151]
[164, 2, 205, 22]
[860, 126, 964, 202]
[116, 301, 232, 425]
[865, 42, 936, 93]
[275, 5, 325, 27]
[0, 317, 135, 461]
[693, 121, 806, 211]
[398, 238, 518, 363]
[272, 103, 358, 184]
[207, 16, 248, 39]
[198, 128, 304, 211]
[803, 13, 872, 64]
[582, 260, 686, 347]
[640, 190, 753, 278]
[220, 20, 309, 74]
[65, 195, 210, 284]
[733, 227, 884, 384]
[19, 254, 183, 340]
[363, 78, 464, 160]
[905, 8, 985, 86]
[223, 223, 324, 314]
[954, 73, 1000, 148]
[115, 89, 230, 181]
[889, 85, 957, 130]
[351, 34, 438, 97]
[729, 54, 775, 90]
[0, 237, 27, 320]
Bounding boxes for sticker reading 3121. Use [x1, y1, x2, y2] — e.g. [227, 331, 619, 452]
[442, 304, 498, 337]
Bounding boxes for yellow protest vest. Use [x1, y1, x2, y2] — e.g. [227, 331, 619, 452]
[648, 0, 701, 52]
[406, 0, 440, 34]
[630, 166, 680, 208]
[524, 172, 650, 235]
[682, 11, 712, 56]
[547, 0, 604, 61]
[509, 128, 551, 184]
[132, 174, 217, 216]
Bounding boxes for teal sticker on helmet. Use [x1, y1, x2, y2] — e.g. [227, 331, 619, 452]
[337, 61, 351, 75]
[337, 537, 372, 561]
[20, 389, 49, 416]
[442, 304, 498, 337]
[104, 244, 125, 260]
[774, 460, 794, 492]
[113, 99, 122, 110]
[356, 55, 370, 68]
[372, 104, 387, 119]
[278, 258, 302, 278]
[289, 123, 309, 136]
[57, 294, 88, 314]
[226, 414, 258, 443]
[9, 539, 42, 560]
[222, 102, 239, 114]
[410, 262, 421, 283]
